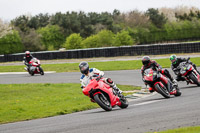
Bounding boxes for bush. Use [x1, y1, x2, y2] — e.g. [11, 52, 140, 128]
[37, 25, 65, 50]
[0, 30, 24, 54]
[114, 30, 134, 46]
[64, 33, 83, 49]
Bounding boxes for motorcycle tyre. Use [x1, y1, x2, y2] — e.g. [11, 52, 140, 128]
[189, 72, 200, 86]
[119, 95, 129, 109]
[30, 71, 34, 76]
[39, 67, 44, 75]
[155, 84, 170, 98]
[174, 87, 182, 97]
[94, 93, 112, 111]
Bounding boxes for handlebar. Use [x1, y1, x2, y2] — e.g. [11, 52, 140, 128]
[96, 75, 103, 81]
[186, 57, 190, 63]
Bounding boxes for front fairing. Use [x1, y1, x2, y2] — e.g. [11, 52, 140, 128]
[179, 62, 192, 75]
[86, 79, 120, 107]
[144, 68, 159, 84]
[30, 66, 36, 72]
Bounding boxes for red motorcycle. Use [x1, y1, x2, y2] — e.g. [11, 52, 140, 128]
[83, 76, 128, 111]
[143, 68, 181, 98]
[27, 58, 44, 76]
[174, 58, 200, 86]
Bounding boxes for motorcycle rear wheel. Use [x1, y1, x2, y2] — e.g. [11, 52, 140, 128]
[119, 95, 129, 108]
[94, 93, 112, 111]
[189, 72, 200, 86]
[174, 87, 182, 97]
[155, 84, 170, 98]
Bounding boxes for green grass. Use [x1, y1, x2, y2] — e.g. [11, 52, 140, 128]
[0, 83, 140, 124]
[148, 126, 200, 133]
[0, 57, 200, 73]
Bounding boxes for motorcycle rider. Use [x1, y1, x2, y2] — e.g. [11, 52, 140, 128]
[79, 61, 122, 97]
[141, 56, 177, 93]
[170, 55, 200, 83]
[23, 51, 33, 72]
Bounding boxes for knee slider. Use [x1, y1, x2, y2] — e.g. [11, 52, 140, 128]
[107, 78, 113, 84]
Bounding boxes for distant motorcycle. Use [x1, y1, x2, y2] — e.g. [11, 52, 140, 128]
[83, 75, 128, 111]
[25, 58, 44, 76]
[143, 68, 181, 98]
[174, 57, 200, 86]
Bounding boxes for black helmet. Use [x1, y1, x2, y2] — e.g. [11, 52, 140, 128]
[142, 56, 150, 66]
[170, 55, 177, 64]
[25, 51, 30, 57]
[79, 61, 89, 75]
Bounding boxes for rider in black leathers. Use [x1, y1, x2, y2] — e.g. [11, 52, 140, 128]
[170, 55, 200, 82]
[23, 51, 33, 72]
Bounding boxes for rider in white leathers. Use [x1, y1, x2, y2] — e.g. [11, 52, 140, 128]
[79, 61, 122, 94]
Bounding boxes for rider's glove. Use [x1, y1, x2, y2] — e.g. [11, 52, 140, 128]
[157, 69, 161, 72]
[96, 75, 102, 81]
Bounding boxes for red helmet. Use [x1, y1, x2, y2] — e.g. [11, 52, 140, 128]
[142, 56, 150, 66]
[25, 51, 30, 57]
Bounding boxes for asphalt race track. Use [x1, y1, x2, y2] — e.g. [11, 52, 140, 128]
[0, 69, 200, 133]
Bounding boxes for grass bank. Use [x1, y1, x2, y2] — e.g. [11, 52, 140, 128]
[0, 57, 200, 73]
[148, 126, 200, 133]
[0, 83, 140, 124]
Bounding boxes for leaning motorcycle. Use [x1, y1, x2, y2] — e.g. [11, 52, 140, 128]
[174, 57, 200, 86]
[143, 68, 181, 98]
[83, 75, 128, 111]
[26, 58, 44, 76]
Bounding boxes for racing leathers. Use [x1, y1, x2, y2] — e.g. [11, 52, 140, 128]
[23, 55, 33, 71]
[141, 60, 176, 92]
[171, 57, 199, 81]
[80, 68, 122, 95]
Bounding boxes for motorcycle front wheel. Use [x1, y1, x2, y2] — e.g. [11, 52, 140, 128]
[189, 72, 200, 86]
[155, 83, 170, 98]
[39, 67, 44, 75]
[94, 93, 112, 111]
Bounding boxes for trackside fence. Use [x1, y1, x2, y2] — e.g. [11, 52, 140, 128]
[0, 42, 200, 62]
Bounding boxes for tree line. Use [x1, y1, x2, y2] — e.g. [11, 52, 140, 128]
[0, 6, 200, 54]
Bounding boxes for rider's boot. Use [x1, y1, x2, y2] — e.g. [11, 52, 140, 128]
[169, 85, 177, 95]
[169, 78, 178, 95]
[172, 78, 178, 87]
[113, 85, 122, 95]
[24, 67, 27, 71]
[149, 87, 154, 93]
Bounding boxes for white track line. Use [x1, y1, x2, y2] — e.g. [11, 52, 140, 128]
[0, 71, 56, 75]
[129, 100, 163, 107]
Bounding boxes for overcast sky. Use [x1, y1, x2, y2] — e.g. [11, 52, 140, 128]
[0, 0, 200, 21]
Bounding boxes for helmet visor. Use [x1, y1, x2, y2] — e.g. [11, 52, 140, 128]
[171, 59, 176, 64]
[142, 60, 149, 66]
[80, 66, 89, 74]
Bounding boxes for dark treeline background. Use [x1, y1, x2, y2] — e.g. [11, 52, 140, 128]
[1, 6, 200, 54]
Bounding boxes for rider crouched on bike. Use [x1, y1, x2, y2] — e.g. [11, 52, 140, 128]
[79, 61, 122, 98]
[141, 56, 177, 93]
[23, 51, 34, 72]
[170, 55, 200, 83]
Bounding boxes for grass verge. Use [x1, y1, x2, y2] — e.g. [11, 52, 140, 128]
[148, 126, 200, 133]
[0, 83, 140, 124]
[0, 57, 200, 73]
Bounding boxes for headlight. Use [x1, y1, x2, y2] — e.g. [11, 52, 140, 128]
[187, 65, 191, 70]
[180, 70, 186, 74]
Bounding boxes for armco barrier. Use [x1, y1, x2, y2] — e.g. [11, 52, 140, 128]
[0, 42, 200, 62]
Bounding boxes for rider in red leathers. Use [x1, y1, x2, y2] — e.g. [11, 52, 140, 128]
[141, 56, 177, 93]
